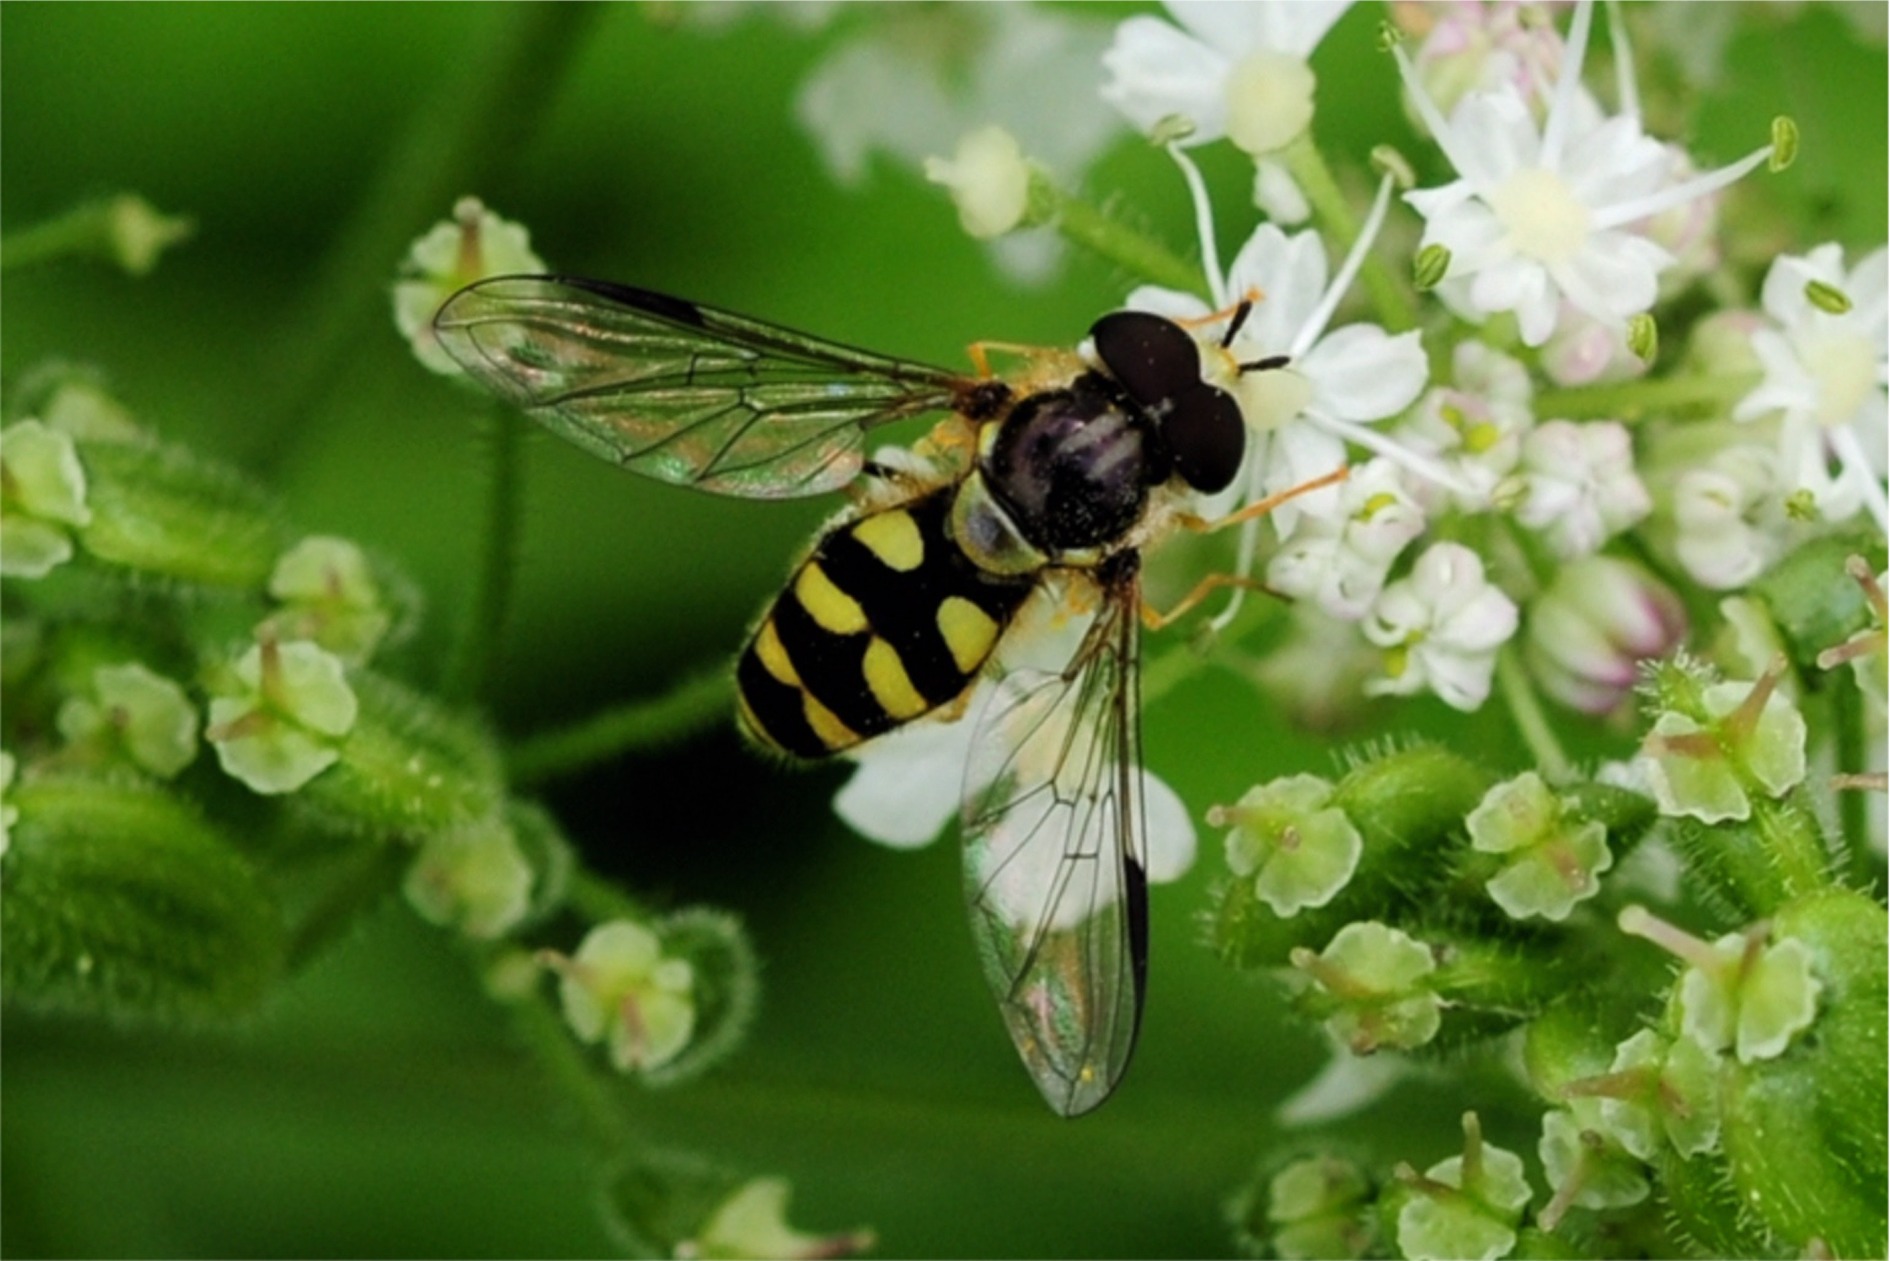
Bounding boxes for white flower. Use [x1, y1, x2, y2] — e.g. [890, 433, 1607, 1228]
[1513, 419, 1651, 558]
[1399, 0, 1566, 120]
[1733, 243, 1889, 532]
[797, 4, 1115, 282]
[1540, 305, 1649, 387]
[1364, 542, 1519, 711]
[1671, 443, 1793, 590]
[1398, 0, 1775, 347]
[1396, 340, 1535, 511]
[1100, 1, 1353, 154]
[1127, 206, 1432, 542]
[1266, 458, 1427, 620]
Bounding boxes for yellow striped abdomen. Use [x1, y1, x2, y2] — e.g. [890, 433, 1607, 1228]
[735, 491, 1034, 758]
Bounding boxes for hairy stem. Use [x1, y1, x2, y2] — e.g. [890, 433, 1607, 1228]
[1279, 135, 1418, 332]
[1046, 185, 1209, 298]
[1534, 370, 1763, 422]
[443, 406, 523, 704]
[509, 668, 730, 787]
[1497, 645, 1574, 784]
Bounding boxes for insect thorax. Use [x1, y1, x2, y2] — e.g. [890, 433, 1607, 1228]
[953, 372, 1166, 574]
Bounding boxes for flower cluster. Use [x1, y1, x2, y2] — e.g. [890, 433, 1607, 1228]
[900, 0, 1883, 1254]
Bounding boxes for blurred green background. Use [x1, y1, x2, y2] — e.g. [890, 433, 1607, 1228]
[3, 4, 1882, 1257]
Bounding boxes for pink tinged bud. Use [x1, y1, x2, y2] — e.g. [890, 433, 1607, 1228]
[1527, 557, 1688, 713]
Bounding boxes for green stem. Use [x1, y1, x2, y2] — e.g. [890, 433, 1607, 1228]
[565, 865, 652, 926]
[283, 842, 409, 974]
[1534, 370, 1763, 422]
[1041, 181, 1208, 298]
[508, 668, 730, 786]
[442, 406, 523, 704]
[1496, 645, 1574, 784]
[1278, 135, 1417, 332]
[503, 974, 634, 1151]
[1831, 681, 1871, 880]
[1, 199, 121, 271]
[248, 2, 603, 473]
[1748, 793, 1836, 907]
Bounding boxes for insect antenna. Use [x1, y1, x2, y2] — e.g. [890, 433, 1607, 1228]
[1218, 298, 1255, 348]
[1239, 353, 1291, 373]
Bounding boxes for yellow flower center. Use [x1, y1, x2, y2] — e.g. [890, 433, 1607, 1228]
[1800, 330, 1878, 428]
[1225, 50, 1316, 156]
[1489, 166, 1592, 266]
[1237, 366, 1314, 433]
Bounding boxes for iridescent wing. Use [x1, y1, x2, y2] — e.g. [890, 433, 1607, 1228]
[960, 561, 1148, 1117]
[432, 275, 981, 499]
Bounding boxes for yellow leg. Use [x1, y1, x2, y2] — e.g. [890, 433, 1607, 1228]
[1195, 465, 1349, 533]
[1173, 286, 1266, 331]
[1147, 466, 1351, 628]
[1142, 573, 1276, 630]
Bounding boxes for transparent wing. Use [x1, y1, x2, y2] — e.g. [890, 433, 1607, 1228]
[960, 568, 1148, 1117]
[432, 275, 975, 499]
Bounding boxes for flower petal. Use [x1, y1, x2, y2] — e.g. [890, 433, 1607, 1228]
[1100, 16, 1231, 141]
[1301, 326, 1428, 423]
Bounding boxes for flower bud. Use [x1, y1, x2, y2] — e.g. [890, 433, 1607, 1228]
[923, 126, 1033, 240]
[1525, 557, 1686, 715]
[1670, 443, 1788, 591]
[1464, 772, 1613, 921]
[395, 198, 545, 376]
[263, 536, 399, 664]
[206, 637, 358, 795]
[547, 919, 698, 1074]
[56, 661, 199, 779]
[1513, 421, 1651, 560]
[1231, 1155, 1375, 1260]
[1540, 309, 1646, 387]
[1212, 774, 1363, 917]
[1391, 1113, 1532, 1261]
[0, 420, 93, 578]
[1291, 921, 1442, 1054]
[403, 813, 533, 940]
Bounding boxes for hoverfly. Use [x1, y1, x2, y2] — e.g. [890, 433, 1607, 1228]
[433, 274, 1260, 1116]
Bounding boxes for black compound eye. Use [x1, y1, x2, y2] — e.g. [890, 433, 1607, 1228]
[1163, 384, 1245, 494]
[1089, 311, 1202, 409]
